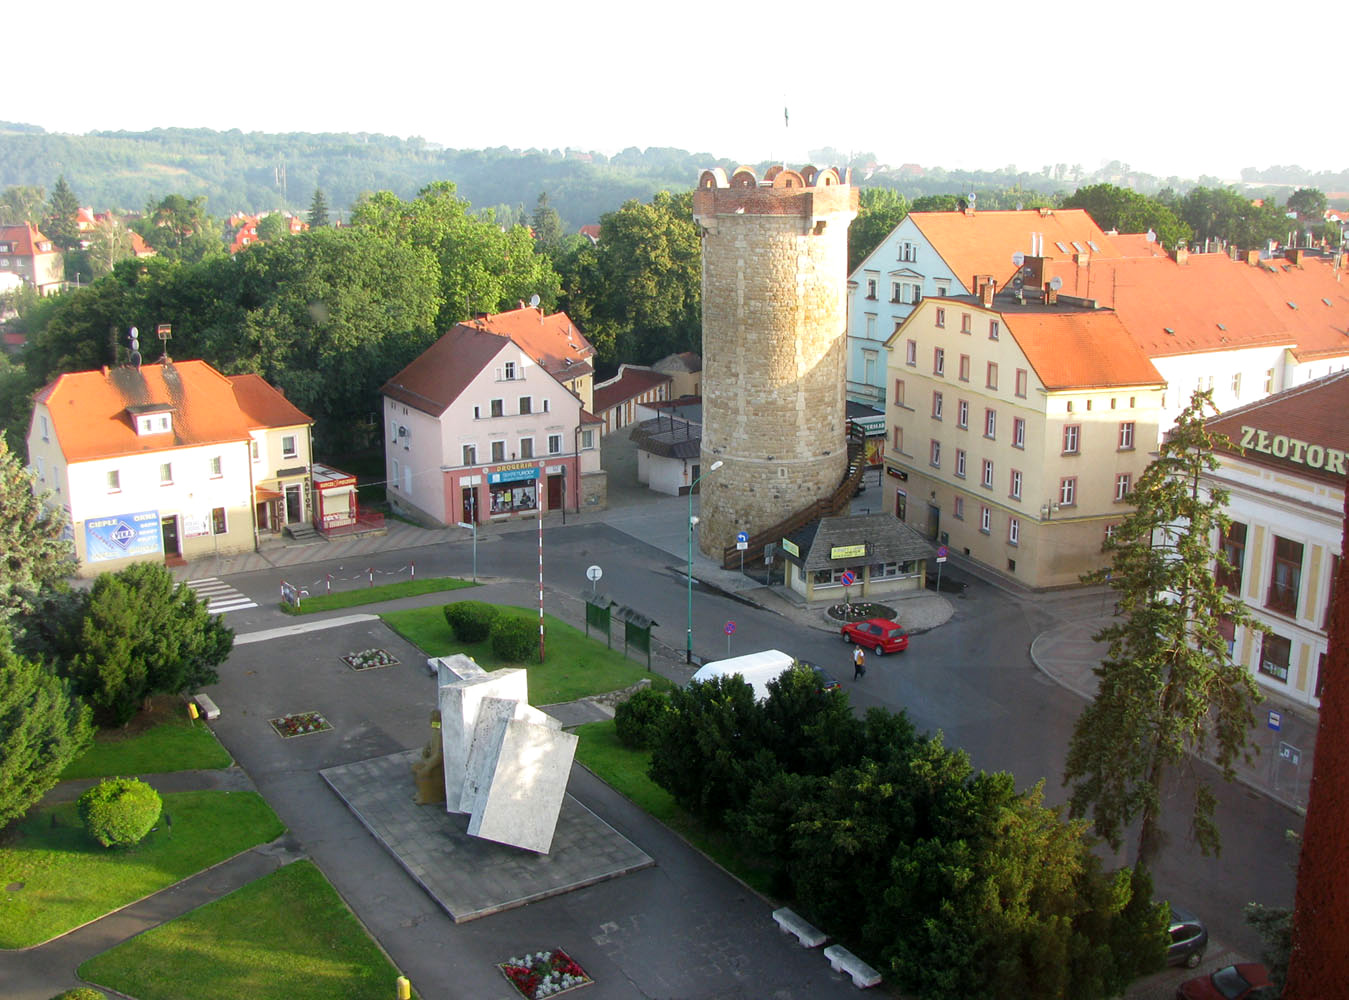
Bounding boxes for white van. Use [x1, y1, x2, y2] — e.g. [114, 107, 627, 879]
[689, 649, 796, 702]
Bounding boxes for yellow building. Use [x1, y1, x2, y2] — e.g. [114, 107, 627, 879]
[883, 283, 1165, 588]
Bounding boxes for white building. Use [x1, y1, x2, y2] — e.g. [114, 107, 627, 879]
[1203, 371, 1347, 709]
[27, 360, 313, 575]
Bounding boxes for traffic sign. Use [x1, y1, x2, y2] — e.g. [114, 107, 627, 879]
[839, 570, 857, 587]
[736, 530, 749, 551]
[586, 565, 603, 582]
[456, 521, 474, 530]
[937, 545, 948, 558]
[736, 531, 748, 543]
[724, 621, 736, 635]
[1267, 710, 1282, 731]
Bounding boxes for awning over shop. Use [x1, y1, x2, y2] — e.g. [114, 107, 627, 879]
[254, 486, 283, 503]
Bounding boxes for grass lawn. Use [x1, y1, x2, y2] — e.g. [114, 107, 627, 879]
[60, 716, 232, 780]
[381, 603, 671, 704]
[80, 859, 416, 1000]
[280, 576, 476, 615]
[0, 791, 284, 948]
[573, 719, 773, 895]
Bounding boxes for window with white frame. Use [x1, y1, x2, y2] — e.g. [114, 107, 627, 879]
[548, 434, 562, 455]
[935, 281, 950, 297]
[955, 448, 966, 478]
[933, 347, 945, 376]
[391, 458, 400, 488]
[1118, 421, 1135, 450]
[504, 360, 517, 380]
[160, 462, 173, 484]
[865, 277, 878, 299]
[490, 399, 504, 418]
[1060, 476, 1077, 506]
[930, 440, 942, 467]
[209, 455, 222, 477]
[581, 429, 595, 450]
[898, 241, 917, 262]
[935, 308, 946, 328]
[953, 495, 964, 519]
[107, 469, 120, 492]
[891, 280, 904, 303]
[1009, 469, 1022, 499]
[980, 505, 991, 533]
[282, 434, 298, 458]
[1231, 372, 1242, 398]
[519, 437, 534, 459]
[960, 313, 972, 333]
[906, 340, 917, 366]
[1008, 517, 1020, 545]
[251, 440, 260, 462]
[989, 319, 1000, 340]
[1062, 424, 1080, 453]
[932, 391, 943, 419]
[957, 399, 969, 429]
[984, 408, 996, 438]
[1013, 417, 1026, 448]
[463, 444, 476, 466]
[1115, 473, 1131, 501]
[519, 396, 532, 415]
[491, 440, 506, 462]
[981, 459, 994, 489]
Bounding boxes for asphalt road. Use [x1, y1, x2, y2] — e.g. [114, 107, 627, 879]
[203, 516, 1300, 982]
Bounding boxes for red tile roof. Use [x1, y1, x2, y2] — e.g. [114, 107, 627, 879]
[380, 325, 509, 416]
[593, 366, 673, 412]
[1109, 232, 1168, 258]
[38, 361, 259, 462]
[458, 307, 595, 384]
[1000, 306, 1164, 390]
[0, 223, 57, 256]
[227, 373, 313, 429]
[1041, 252, 1349, 360]
[1206, 369, 1349, 488]
[909, 209, 1121, 288]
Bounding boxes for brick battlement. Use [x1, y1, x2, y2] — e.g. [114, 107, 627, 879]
[693, 165, 859, 220]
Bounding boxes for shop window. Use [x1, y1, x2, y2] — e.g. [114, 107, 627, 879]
[1266, 535, 1303, 615]
[490, 479, 538, 515]
[1258, 633, 1291, 682]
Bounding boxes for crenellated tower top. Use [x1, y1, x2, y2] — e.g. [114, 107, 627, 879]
[692, 164, 859, 226]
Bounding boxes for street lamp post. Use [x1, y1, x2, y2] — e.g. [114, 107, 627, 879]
[686, 460, 723, 664]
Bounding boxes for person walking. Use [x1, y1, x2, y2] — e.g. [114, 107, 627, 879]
[852, 644, 866, 680]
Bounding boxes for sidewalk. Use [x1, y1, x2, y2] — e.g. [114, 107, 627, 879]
[1031, 616, 1317, 815]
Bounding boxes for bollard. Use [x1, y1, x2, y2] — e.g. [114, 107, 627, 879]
[395, 975, 411, 1000]
[327, 574, 332, 594]
[369, 567, 374, 588]
[411, 561, 415, 580]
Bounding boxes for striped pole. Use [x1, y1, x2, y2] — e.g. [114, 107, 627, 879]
[538, 511, 545, 662]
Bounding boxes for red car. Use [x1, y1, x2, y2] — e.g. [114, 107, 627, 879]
[1176, 963, 1272, 1000]
[840, 618, 909, 654]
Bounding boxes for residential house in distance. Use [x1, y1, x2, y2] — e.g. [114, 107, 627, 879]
[0, 222, 64, 294]
[883, 282, 1165, 589]
[380, 313, 604, 527]
[1204, 371, 1348, 709]
[847, 208, 1122, 406]
[652, 352, 702, 398]
[593, 365, 672, 435]
[27, 360, 314, 576]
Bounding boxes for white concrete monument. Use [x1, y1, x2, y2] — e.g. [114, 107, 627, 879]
[432, 655, 576, 854]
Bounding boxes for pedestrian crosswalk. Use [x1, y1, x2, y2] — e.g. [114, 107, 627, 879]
[187, 577, 258, 614]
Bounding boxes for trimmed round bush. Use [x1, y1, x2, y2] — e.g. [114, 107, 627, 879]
[443, 600, 499, 643]
[50, 989, 107, 1000]
[490, 615, 537, 661]
[78, 777, 162, 848]
[615, 687, 673, 749]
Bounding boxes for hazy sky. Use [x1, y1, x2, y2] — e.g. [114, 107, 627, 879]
[14, 0, 1342, 183]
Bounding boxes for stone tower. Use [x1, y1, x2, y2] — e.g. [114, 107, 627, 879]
[692, 164, 858, 558]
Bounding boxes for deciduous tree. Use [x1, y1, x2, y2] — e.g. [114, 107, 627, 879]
[1064, 389, 1266, 870]
[133, 195, 224, 263]
[1063, 183, 1191, 250]
[0, 629, 92, 827]
[85, 219, 136, 277]
[0, 184, 46, 226]
[850, 187, 909, 273]
[254, 212, 291, 243]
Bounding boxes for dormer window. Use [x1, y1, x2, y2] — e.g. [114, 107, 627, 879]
[134, 411, 173, 436]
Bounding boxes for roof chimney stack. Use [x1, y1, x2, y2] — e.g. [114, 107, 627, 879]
[1169, 242, 1189, 266]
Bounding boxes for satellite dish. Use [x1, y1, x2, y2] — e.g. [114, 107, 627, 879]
[1145, 229, 1156, 244]
[1049, 276, 1063, 291]
[1012, 251, 1025, 267]
[528, 293, 541, 309]
[1012, 276, 1024, 291]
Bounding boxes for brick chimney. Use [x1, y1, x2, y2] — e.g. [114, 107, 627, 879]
[1169, 243, 1189, 265]
[1245, 249, 1261, 266]
[1023, 256, 1047, 289]
[976, 276, 996, 307]
[1289, 248, 1305, 266]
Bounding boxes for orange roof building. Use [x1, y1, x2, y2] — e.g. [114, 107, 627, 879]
[27, 360, 314, 575]
[0, 222, 64, 294]
[457, 305, 597, 410]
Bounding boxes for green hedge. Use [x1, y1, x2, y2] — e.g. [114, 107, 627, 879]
[79, 778, 162, 848]
[443, 600, 499, 643]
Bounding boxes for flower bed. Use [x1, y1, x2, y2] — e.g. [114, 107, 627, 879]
[497, 948, 593, 999]
[268, 711, 333, 739]
[341, 648, 400, 671]
[826, 601, 897, 623]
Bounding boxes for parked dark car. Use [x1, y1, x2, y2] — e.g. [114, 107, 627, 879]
[1166, 904, 1208, 968]
[840, 618, 909, 654]
[1176, 963, 1271, 1000]
[804, 663, 842, 692]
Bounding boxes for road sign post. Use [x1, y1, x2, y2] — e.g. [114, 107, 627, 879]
[457, 521, 478, 582]
[724, 620, 735, 655]
[839, 569, 857, 606]
[934, 544, 948, 593]
[586, 564, 603, 595]
[736, 531, 748, 580]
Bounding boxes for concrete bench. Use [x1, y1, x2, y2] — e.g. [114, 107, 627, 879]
[772, 907, 827, 948]
[823, 945, 881, 989]
[193, 693, 220, 721]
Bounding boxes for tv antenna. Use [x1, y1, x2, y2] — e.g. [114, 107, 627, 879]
[127, 326, 141, 370]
